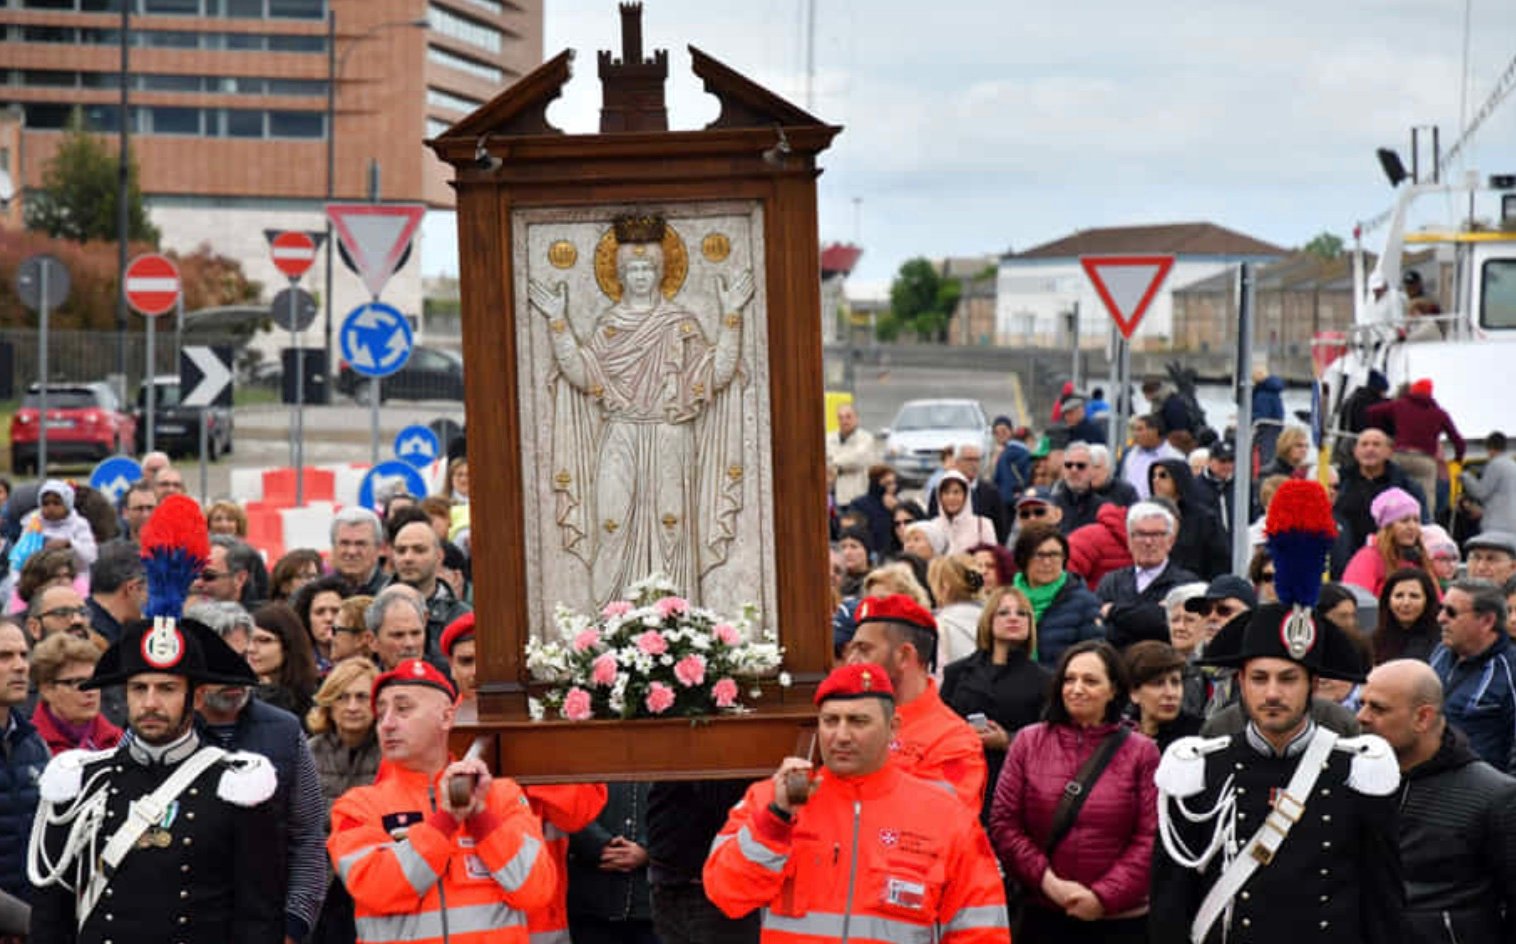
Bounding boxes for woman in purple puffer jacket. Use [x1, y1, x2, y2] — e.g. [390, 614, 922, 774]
[989, 639, 1159, 944]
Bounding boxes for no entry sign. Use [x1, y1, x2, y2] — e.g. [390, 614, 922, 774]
[124, 253, 181, 317]
[270, 230, 319, 279]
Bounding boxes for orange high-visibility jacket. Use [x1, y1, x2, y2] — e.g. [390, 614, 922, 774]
[329, 760, 558, 944]
[703, 763, 1011, 943]
[893, 679, 987, 814]
[524, 783, 608, 944]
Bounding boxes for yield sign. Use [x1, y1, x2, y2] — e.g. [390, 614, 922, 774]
[1079, 255, 1175, 340]
[124, 253, 181, 316]
[326, 203, 425, 299]
[266, 229, 324, 280]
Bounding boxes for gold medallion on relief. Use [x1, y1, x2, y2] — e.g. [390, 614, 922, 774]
[547, 240, 579, 269]
[701, 232, 732, 263]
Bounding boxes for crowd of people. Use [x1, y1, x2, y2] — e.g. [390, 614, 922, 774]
[0, 367, 1509, 944]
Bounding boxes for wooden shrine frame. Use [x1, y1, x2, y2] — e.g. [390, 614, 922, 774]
[429, 29, 840, 781]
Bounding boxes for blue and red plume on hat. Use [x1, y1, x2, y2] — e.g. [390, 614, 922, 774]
[139, 494, 211, 621]
[1264, 480, 1337, 610]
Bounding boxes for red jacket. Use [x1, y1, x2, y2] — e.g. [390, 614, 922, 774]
[703, 763, 1010, 943]
[524, 783, 607, 943]
[329, 760, 557, 944]
[1066, 503, 1133, 588]
[988, 721, 1159, 916]
[1365, 392, 1465, 461]
[28, 703, 122, 756]
[892, 679, 987, 814]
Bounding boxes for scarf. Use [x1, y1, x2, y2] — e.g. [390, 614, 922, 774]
[40, 702, 105, 750]
[1014, 570, 1068, 621]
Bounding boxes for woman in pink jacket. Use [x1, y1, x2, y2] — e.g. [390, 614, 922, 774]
[989, 639, 1159, 944]
[1342, 486, 1437, 598]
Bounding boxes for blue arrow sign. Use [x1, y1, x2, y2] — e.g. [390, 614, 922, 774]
[394, 424, 440, 468]
[358, 460, 429, 511]
[89, 456, 143, 503]
[340, 301, 413, 379]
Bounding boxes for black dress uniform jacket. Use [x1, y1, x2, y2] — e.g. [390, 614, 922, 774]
[1150, 733, 1406, 944]
[28, 737, 285, 944]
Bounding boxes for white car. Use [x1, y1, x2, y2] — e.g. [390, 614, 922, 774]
[882, 399, 991, 486]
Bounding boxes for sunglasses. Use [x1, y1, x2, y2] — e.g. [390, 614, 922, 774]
[1017, 506, 1050, 519]
[1441, 603, 1468, 618]
[1258, 572, 1276, 583]
[49, 676, 92, 690]
[1064, 461, 1088, 470]
[1194, 601, 1244, 618]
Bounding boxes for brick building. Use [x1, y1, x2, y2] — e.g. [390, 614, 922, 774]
[0, 0, 542, 353]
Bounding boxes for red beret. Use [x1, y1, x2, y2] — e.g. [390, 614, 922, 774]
[372, 658, 457, 711]
[854, 594, 937, 636]
[814, 663, 895, 706]
[439, 612, 476, 659]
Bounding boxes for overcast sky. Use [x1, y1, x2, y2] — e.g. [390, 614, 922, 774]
[421, 0, 1516, 296]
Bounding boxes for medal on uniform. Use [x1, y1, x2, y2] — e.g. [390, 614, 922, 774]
[134, 800, 179, 849]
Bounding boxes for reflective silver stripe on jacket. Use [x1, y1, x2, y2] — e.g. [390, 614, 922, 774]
[335, 842, 394, 884]
[528, 932, 571, 944]
[709, 832, 734, 855]
[392, 841, 439, 897]
[762, 911, 934, 943]
[942, 904, 1010, 933]
[542, 822, 568, 842]
[354, 902, 527, 942]
[736, 824, 788, 873]
[492, 834, 543, 892]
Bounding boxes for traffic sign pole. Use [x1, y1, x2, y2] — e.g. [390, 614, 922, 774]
[290, 282, 305, 505]
[39, 261, 49, 476]
[146, 310, 155, 454]
[1231, 263, 1256, 576]
[371, 378, 381, 465]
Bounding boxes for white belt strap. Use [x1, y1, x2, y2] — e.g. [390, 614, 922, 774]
[79, 746, 226, 927]
[1191, 727, 1337, 944]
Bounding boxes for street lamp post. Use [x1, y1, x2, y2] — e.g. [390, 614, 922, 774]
[322, 12, 429, 399]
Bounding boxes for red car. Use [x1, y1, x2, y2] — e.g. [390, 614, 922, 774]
[10, 382, 137, 474]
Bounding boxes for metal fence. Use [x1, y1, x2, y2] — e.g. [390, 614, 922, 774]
[0, 328, 251, 402]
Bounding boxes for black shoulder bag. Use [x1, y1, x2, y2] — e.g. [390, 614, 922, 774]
[1043, 728, 1130, 857]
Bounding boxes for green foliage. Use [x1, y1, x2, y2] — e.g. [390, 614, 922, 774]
[24, 110, 159, 245]
[889, 258, 962, 342]
[1302, 231, 1344, 260]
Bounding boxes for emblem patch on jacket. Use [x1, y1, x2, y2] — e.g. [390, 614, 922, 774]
[883, 876, 926, 910]
[383, 810, 424, 840]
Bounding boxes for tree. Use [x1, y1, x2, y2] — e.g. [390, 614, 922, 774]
[1302, 231, 1344, 260]
[24, 110, 159, 245]
[889, 258, 961, 342]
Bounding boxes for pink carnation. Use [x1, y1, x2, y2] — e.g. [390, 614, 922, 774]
[591, 653, 619, 687]
[713, 622, 741, 646]
[562, 687, 594, 721]
[653, 596, 689, 619]
[645, 682, 676, 714]
[572, 628, 601, 652]
[635, 630, 669, 656]
[673, 654, 706, 688]
[712, 677, 739, 708]
[601, 600, 633, 618]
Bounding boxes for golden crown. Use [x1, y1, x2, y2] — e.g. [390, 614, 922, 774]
[613, 214, 666, 244]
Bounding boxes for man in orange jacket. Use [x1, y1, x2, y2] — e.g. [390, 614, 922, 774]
[328, 659, 557, 944]
[844, 594, 987, 812]
[704, 663, 1010, 942]
[523, 783, 608, 944]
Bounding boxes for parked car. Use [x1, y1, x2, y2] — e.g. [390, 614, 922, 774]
[881, 398, 991, 486]
[10, 382, 137, 474]
[133, 376, 234, 461]
[335, 345, 464, 403]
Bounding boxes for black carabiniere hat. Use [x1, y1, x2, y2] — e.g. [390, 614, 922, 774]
[84, 616, 259, 690]
[1198, 602, 1367, 683]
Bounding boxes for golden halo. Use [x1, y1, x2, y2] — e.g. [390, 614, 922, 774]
[594, 224, 688, 302]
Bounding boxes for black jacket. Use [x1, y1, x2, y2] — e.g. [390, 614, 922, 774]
[1150, 459, 1231, 580]
[1335, 460, 1429, 556]
[28, 736, 285, 944]
[567, 782, 654, 923]
[1093, 476, 1140, 509]
[646, 778, 751, 885]
[1052, 482, 1107, 535]
[941, 648, 1050, 820]
[1096, 560, 1200, 609]
[1398, 725, 1516, 944]
[1151, 731, 1404, 944]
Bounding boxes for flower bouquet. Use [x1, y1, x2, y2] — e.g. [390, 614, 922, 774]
[526, 573, 786, 721]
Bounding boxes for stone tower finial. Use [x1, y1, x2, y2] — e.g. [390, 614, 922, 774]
[598, 2, 668, 133]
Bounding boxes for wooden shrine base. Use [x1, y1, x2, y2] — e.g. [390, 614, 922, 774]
[449, 709, 818, 784]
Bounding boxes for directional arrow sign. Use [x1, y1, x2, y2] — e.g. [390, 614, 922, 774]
[340, 301, 412, 378]
[358, 460, 429, 511]
[89, 456, 144, 503]
[181, 345, 234, 408]
[1080, 255, 1176, 340]
[326, 203, 424, 299]
[394, 424, 441, 468]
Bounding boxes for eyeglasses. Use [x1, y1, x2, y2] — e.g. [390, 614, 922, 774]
[1131, 530, 1170, 541]
[41, 606, 89, 621]
[49, 676, 92, 690]
[1441, 603, 1468, 618]
[1191, 601, 1244, 618]
[1018, 506, 1049, 519]
[1063, 461, 1088, 470]
[1032, 550, 1065, 561]
[1259, 572, 1276, 583]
